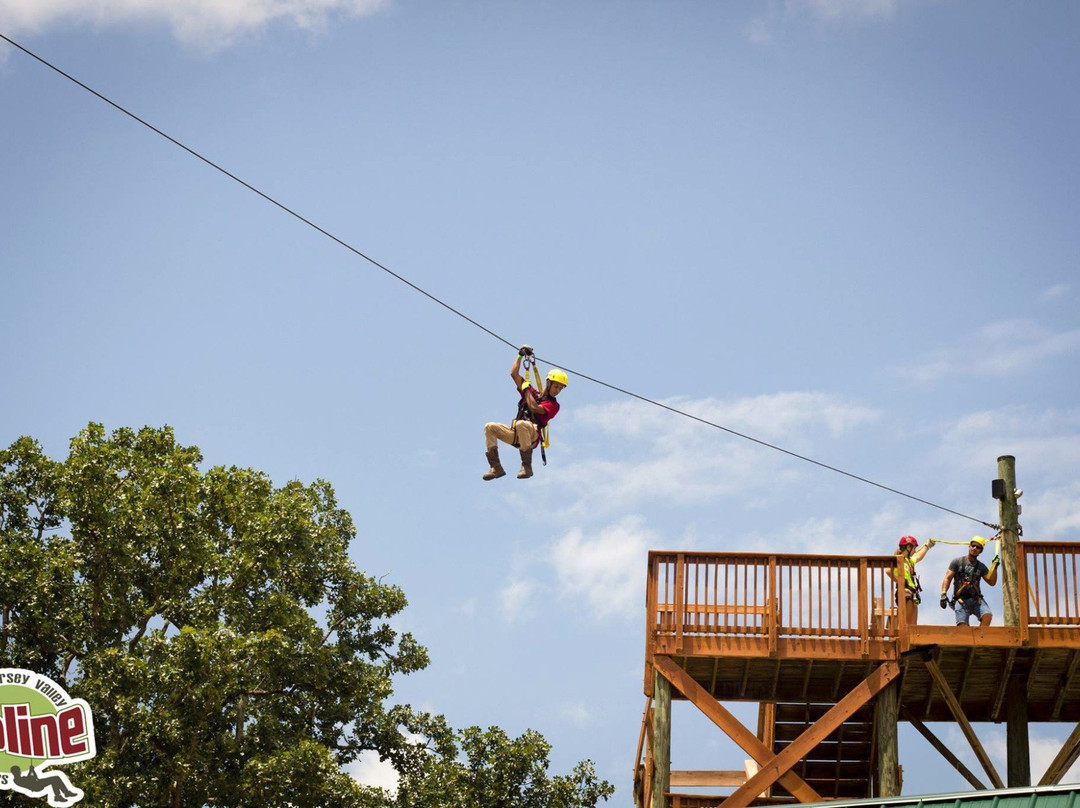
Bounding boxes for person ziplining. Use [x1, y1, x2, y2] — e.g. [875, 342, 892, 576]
[483, 346, 568, 480]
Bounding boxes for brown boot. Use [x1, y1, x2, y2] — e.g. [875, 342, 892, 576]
[482, 447, 506, 480]
[517, 449, 533, 479]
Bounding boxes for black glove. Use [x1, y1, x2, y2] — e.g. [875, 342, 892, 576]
[991, 555, 1000, 566]
[518, 345, 533, 357]
[940, 593, 948, 609]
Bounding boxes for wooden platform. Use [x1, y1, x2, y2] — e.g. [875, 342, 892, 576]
[636, 543, 1080, 808]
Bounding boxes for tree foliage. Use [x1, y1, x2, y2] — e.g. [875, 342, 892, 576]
[394, 726, 615, 808]
[0, 424, 613, 808]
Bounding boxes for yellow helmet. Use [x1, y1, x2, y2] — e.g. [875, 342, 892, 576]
[546, 369, 569, 386]
[971, 536, 987, 548]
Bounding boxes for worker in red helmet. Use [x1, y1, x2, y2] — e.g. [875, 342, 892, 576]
[892, 535, 936, 626]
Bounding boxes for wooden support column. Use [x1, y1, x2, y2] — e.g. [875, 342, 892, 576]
[651, 671, 671, 808]
[875, 676, 900, 797]
[1006, 673, 1031, 786]
[997, 455, 1020, 627]
[924, 657, 1005, 788]
[997, 457, 1029, 786]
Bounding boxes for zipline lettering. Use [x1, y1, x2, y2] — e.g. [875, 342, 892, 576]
[0, 704, 89, 758]
[1, 668, 96, 807]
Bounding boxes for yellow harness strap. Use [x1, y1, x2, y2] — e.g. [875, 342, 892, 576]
[530, 363, 550, 448]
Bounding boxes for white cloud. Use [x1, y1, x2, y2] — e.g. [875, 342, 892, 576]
[794, 0, 897, 23]
[746, 0, 897, 44]
[1041, 284, 1072, 302]
[938, 406, 1080, 477]
[549, 516, 655, 620]
[0, 0, 389, 50]
[499, 578, 541, 624]
[558, 701, 593, 727]
[893, 320, 1080, 384]
[1028, 483, 1080, 539]
[556, 392, 878, 518]
[947, 726, 1080, 786]
[347, 749, 399, 795]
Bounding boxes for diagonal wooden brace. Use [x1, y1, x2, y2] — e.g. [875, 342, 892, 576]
[719, 661, 901, 808]
[906, 714, 986, 790]
[923, 656, 1005, 789]
[1039, 721, 1080, 786]
[653, 656, 821, 804]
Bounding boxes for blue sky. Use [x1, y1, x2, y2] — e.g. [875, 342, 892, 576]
[2, 0, 1079, 800]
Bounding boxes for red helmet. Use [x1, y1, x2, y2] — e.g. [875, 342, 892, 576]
[898, 536, 918, 548]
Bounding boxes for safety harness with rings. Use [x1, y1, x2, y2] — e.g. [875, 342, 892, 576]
[514, 352, 550, 466]
[941, 534, 1003, 608]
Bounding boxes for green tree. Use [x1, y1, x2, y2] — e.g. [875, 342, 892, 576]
[1, 424, 429, 807]
[394, 726, 615, 808]
[0, 424, 614, 808]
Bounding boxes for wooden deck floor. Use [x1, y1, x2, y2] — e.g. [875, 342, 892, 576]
[661, 628, 1080, 723]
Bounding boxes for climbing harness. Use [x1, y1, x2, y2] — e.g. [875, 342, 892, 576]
[514, 352, 550, 465]
[944, 533, 1003, 607]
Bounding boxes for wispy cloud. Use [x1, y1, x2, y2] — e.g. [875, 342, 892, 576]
[499, 578, 541, 624]
[554, 392, 878, 518]
[1041, 283, 1072, 302]
[937, 406, 1080, 478]
[795, 0, 897, 23]
[0, 0, 389, 50]
[558, 701, 594, 727]
[746, 0, 898, 44]
[549, 516, 656, 621]
[893, 320, 1080, 384]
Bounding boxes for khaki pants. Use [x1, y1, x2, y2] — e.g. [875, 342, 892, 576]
[485, 421, 537, 450]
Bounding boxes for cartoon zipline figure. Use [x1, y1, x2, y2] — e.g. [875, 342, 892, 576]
[483, 346, 568, 480]
[9, 763, 83, 807]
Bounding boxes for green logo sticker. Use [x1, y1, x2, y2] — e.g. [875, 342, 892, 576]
[0, 669, 96, 807]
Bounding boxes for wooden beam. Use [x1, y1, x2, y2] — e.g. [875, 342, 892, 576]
[832, 660, 847, 701]
[991, 649, 1016, 721]
[1038, 722, 1080, 786]
[923, 657, 1005, 788]
[906, 715, 986, 790]
[652, 655, 821, 804]
[634, 696, 652, 793]
[958, 646, 976, 703]
[801, 659, 813, 700]
[670, 770, 747, 788]
[1052, 650, 1080, 720]
[719, 661, 900, 808]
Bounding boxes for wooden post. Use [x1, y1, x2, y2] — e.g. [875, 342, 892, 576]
[1006, 674, 1031, 787]
[998, 455, 1020, 627]
[875, 677, 901, 797]
[998, 456, 1029, 786]
[651, 670, 671, 808]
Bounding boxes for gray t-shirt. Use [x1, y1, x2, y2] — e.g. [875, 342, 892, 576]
[948, 556, 989, 601]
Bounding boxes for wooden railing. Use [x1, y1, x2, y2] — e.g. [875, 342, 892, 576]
[647, 551, 904, 650]
[1021, 541, 1080, 626]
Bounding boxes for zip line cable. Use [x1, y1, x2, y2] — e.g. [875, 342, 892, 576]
[2, 32, 998, 531]
[0, 33, 517, 353]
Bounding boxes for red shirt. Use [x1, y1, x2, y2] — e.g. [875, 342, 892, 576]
[519, 388, 560, 437]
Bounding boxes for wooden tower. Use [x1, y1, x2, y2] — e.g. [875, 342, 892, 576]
[633, 465, 1080, 807]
